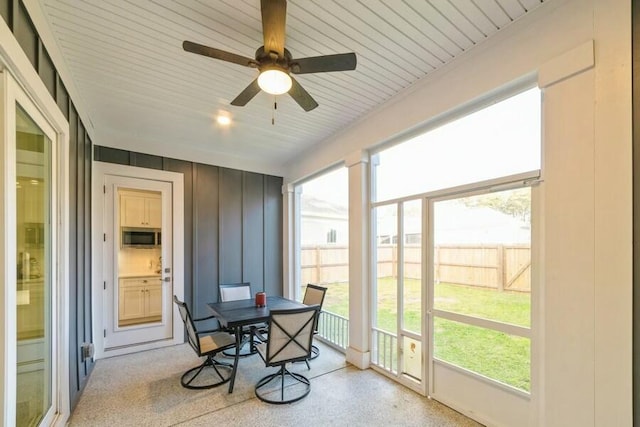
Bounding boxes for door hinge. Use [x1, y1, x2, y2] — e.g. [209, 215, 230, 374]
[103, 233, 106, 242]
[103, 185, 106, 194]
[103, 281, 106, 290]
[103, 329, 106, 338]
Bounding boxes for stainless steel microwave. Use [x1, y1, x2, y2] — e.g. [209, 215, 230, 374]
[121, 228, 161, 248]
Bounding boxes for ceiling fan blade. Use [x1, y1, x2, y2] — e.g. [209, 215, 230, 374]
[291, 53, 357, 74]
[261, 0, 286, 57]
[288, 76, 318, 112]
[231, 78, 261, 106]
[183, 41, 256, 68]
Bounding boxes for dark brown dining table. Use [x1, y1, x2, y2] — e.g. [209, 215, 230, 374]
[207, 295, 306, 393]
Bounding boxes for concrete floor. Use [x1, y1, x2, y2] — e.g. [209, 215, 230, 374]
[69, 342, 482, 426]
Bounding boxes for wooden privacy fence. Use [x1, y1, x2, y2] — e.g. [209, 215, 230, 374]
[302, 244, 531, 292]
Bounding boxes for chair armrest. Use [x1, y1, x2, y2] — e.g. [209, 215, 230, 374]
[197, 327, 230, 336]
[250, 325, 268, 343]
[192, 314, 217, 322]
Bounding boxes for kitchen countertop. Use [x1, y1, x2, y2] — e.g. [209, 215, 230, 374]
[17, 277, 44, 285]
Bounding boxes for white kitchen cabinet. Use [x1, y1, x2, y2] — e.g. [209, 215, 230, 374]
[120, 192, 161, 228]
[118, 276, 162, 326]
[17, 279, 44, 340]
[17, 181, 44, 224]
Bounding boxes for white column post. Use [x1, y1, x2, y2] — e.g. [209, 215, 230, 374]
[345, 150, 370, 368]
[281, 183, 296, 299]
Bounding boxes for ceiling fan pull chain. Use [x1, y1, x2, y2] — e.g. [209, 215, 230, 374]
[272, 97, 277, 125]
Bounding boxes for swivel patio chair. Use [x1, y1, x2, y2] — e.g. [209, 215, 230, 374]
[173, 295, 237, 389]
[302, 284, 327, 368]
[253, 305, 321, 404]
[219, 282, 264, 356]
[219, 282, 252, 302]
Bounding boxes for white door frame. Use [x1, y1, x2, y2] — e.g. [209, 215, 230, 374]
[103, 176, 173, 348]
[0, 23, 71, 427]
[92, 162, 184, 359]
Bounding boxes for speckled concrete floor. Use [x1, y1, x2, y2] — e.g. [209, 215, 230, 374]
[69, 342, 482, 427]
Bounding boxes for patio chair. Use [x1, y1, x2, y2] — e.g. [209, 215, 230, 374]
[173, 295, 237, 389]
[219, 282, 264, 356]
[253, 305, 321, 404]
[219, 282, 252, 302]
[302, 284, 327, 368]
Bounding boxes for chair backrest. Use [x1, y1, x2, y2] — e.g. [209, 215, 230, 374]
[265, 305, 320, 366]
[173, 295, 201, 355]
[303, 284, 327, 333]
[219, 282, 252, 302]
[303, 284, 327, 307]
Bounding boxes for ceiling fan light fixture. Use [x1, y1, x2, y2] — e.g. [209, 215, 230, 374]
[258, 68, 292, 95]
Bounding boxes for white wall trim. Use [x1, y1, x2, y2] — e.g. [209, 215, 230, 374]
[346, 347, 370, 370]
[344, 150, 368, 168]
[538, 40, 595, 89]
[92, 162, 185, 359]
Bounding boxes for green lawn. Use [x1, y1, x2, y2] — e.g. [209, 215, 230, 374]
[316, 278, 531, 392]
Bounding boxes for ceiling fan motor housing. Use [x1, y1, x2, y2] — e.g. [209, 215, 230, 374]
[255, 46, 293, 74]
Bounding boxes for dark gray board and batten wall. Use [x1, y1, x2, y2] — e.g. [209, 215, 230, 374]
[1, 0, 94, 410]
[94, 146, 284, 320]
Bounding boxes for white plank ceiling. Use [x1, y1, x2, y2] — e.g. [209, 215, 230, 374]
[37, 0, 544, 173]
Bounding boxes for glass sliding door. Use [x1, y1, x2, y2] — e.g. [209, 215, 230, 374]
[15, 104, 53, 426]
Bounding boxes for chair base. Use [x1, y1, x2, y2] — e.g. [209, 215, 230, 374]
[255, 365, 311, 404]
[309, 344, 320, 360]
[180, 356, 234, 389]
[296, 344, 320, 370]
[222, 341, 257, 358]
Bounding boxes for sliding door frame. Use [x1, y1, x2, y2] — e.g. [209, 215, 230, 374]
[0, 23, 71, 426]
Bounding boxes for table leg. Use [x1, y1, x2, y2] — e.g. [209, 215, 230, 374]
[228, 325, 242, 393]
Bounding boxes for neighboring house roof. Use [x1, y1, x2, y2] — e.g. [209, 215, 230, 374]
[301, 195, 348, 220]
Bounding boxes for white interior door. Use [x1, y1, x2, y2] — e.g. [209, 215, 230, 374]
[102, 175, 173, 349]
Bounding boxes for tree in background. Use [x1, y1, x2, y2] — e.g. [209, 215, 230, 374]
[461, 188, 531, 222]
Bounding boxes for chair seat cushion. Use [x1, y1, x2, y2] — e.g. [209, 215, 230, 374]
[199, 331, 235, 354]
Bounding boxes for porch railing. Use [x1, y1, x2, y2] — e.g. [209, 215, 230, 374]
[315, 314, 402, 376]
[371, 327, 398, 374]
[316, 310, 348, 351]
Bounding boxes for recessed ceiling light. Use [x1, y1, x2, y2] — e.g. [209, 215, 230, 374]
[216, 114, 231, 126]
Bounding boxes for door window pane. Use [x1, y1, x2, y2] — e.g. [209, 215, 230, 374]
[117, 188, 163, 328]
[402, 200, 422, 334]
[433, 318, 531, 391]
[433, 189, 531, 326]
[16, 104, 52, 425]
[374, 204, 397, 334]
[432, 187, 531, 392]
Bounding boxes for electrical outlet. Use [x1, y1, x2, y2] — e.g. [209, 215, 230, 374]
[81, 342, 94, 362]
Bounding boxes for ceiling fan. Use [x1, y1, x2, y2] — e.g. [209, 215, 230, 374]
[183, 0, 357, 112]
